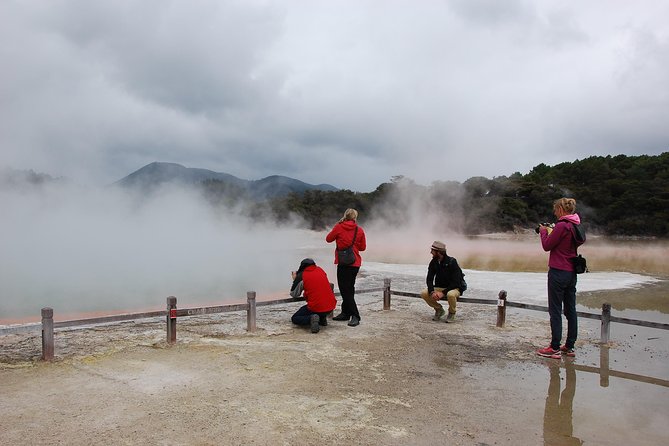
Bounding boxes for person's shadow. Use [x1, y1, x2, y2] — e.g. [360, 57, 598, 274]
[543, 360, 583, 445]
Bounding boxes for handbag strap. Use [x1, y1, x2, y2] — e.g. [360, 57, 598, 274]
[346, 226, 358, 249]
[569, 223, 580, 255]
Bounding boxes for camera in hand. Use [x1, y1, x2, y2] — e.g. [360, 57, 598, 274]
[535, 223, 554, 234]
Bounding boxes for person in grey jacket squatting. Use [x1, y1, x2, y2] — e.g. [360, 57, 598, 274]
[420, 241, 465, 322]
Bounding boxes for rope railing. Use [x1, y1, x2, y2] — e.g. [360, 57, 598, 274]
[1, 279, 667, 362]
[387, 288, 669, 344]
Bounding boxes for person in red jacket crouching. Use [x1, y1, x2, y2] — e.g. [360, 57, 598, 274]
[290, 258, 337, 333]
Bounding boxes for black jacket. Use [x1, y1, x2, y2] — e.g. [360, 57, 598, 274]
[426, 255, 463, 293]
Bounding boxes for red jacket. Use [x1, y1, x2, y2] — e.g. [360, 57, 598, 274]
[326, 220, 367, 267]
[302, 265, 337, 313]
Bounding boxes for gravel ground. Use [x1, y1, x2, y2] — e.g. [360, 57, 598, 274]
[1, 286, 667, 445]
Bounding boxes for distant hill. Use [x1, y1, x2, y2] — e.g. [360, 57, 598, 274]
[115, 162, 338, 199]
[246, 174, 339, 199]
[6, 153, 669, 236]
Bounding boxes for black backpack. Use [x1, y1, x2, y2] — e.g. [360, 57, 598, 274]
[447, 257, 467, 294]
[571, 223, 586, 244]
[570, 223, 587, 273]
[459, 273, 467, 294]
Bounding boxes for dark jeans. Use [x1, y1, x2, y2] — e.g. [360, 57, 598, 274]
[547, 268, 578, 350]
[291, 305, 329, 326]
[337, 265, 360, 319]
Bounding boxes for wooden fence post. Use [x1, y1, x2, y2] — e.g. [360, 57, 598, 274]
[601, 303, 611, 344]
[496, 290, 507, 328]
[247, 291, 257, 332]
[599, 345, 610, 387]
[166, 296, 177, 344]
[329, 283, 335, 318]
[383, 278, 391, 310]
[41, 307, 54, 361]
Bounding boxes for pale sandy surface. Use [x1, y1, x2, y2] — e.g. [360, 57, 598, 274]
[1, 288, 668, 446]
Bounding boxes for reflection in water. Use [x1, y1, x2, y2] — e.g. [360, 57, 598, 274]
[544, 360, 583, 446]
[578, 278, 669, 315]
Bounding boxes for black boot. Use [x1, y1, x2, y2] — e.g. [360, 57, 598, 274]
[348, 315, 360, 327]
[310, 314, 320, 333]
[332, 313, 350, 321]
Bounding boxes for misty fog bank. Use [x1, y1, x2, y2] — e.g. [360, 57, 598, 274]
[3, 181, 668, 323]
[0, 183, 317, 321]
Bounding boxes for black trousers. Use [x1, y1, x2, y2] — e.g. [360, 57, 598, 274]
[291, 305, 329, 326]
[547, 268, 578, 350]
[337, 265, 360, 319]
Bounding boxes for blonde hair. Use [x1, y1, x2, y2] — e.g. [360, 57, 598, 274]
[343, 208, 358, 221]
[553, 198, 576, 215]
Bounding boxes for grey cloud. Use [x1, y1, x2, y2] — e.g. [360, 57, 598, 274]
[40, 1, 283, 114]
[449, 0, 535, 27]
[1, 1, 668, 191]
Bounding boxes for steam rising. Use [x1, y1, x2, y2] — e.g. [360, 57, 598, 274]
[3, 178, 668, 324]
[364, 179, 669, 277]
[0, 182, 329, 322]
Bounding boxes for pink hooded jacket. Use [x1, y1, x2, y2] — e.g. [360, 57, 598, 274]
[540, 214, 584, 272]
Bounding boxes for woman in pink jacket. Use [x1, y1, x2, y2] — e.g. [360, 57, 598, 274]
[326, 208, 367, 327]
[536, 198, 586, 359]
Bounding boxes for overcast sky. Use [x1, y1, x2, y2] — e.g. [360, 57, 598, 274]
[1, 0, 668, 192]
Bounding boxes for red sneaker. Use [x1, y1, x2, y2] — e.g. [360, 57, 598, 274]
[560, 345, 576, 357]
[536, 346, 561, 359]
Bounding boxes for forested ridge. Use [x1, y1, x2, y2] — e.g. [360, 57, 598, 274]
[6, 154, 667, 237]
[205, 152, 669, 237]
